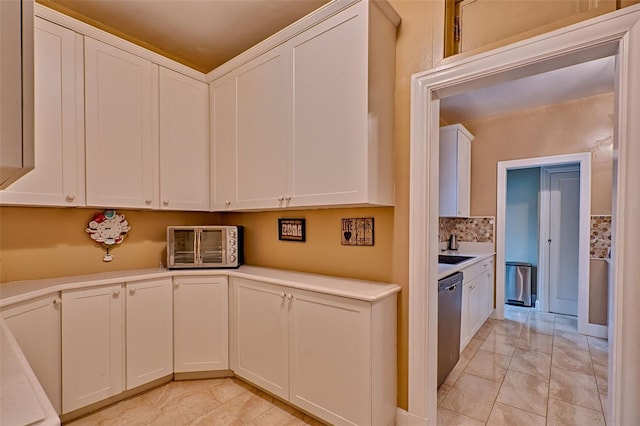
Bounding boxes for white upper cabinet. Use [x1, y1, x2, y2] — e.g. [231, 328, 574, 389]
[159, 67, 209, 211]
[1, 18, 84, 206]
[210, 0, 399, 211]
[439, 124, 474, 217]
[84, 37, 159, 209]
[211, 48, 290, 210]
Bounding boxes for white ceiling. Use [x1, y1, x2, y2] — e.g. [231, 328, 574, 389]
[439, 55, 615, 123]
[41, 0, 331, 72]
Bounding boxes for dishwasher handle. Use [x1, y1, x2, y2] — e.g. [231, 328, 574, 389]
[443, 283, 459, 291]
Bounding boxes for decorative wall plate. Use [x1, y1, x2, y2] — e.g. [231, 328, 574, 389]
[86, 210, 131, 261]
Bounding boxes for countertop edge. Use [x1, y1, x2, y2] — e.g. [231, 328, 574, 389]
[0, 266, 401, 307]
[437, 252, 496, 280]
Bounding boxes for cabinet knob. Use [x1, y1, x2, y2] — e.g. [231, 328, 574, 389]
[286, 293, 293, 300]
[65, 194, 75, 202]
[174, 283, 180, 289]
[225, 200, 231, 206]
[53, 298, 62, 306]
[145, 199, 152, 204]
[277, 196, 284, 202]
[285, 195, 291, 201]
[280, 292, 286, 299]
[163, 200, 169, 206]
[130, 288, 137, 295]
[114, 290, 120, 296]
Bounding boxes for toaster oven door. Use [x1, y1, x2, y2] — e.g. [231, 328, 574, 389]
[200, 228, 224, 265]
[171, 229, 197, 266]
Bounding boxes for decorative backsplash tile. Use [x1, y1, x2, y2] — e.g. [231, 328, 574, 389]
[591, 215, 611, 259]
[439, 217, 495, 243]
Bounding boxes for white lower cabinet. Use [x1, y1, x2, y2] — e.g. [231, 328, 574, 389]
[460, 257, 495, 351]
[61, 284, 125, 413]
[230, 277, 397, 426]
[125, 278, 173, 389]
[61, 278, 173, 413]
[1, 293, 62, 414]
[173, 276, 229, 373]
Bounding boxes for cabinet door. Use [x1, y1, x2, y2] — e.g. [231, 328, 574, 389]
[1, 293, 62, 414]
[62, 284, 124, 413]
[468, 279, 481, 337]
[174, 276, 228, 373]
[230, 278, 289, 399]
[126, 278, 173, 389]
[439, 125, 472, 217]
[1, 18, 84, 206]
[159, 67, 209, 211]
[210, 74, 237, 210]
[234, 49, 289, 209]
[289, 288, 371, 426]
[84, 37, 158, 209]
[289, 4, 368, 206]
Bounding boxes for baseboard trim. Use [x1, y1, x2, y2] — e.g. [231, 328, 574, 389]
[396, 407, 429, 426]
[173, 370, 233, 381]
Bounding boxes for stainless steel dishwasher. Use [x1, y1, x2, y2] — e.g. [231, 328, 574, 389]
[438, 271, 463, 387]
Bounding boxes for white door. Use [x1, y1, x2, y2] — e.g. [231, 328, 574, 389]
[210, 75, 237, 210]
[125, 278, 173, 389]
[230, 278, 289, 399]
[173, 276, 228, 373]
[159, 67, 209, 211]
[2, 294, 62, 413]
[548, 170, 580, 316]
[84, 37, 158, 209]
[62, 284, 124, 413]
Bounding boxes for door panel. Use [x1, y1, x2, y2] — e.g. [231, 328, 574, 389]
[549, 171, 580, 316]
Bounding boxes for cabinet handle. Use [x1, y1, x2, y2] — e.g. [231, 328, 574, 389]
[130, 288, 137, 295]
[163, 200, 169, 206]
[174, 283, 180, 289]
[225, 200, 231, 206]
[285, 195, 291, 201]
[65, 194, 75, 202]
[113, 290, 120, 296]
[52, 298, 61, 306]
[280, 292, 286, 299]
[286, 293, 293, 300]
[483, 263, 488, 267]
[277, 196, 284, 202]
[145, 199, 152, 204]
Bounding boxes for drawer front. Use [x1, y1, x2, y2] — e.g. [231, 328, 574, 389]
[463, 258, 493, 283]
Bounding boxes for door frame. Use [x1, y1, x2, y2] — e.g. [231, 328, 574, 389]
[408, 5, 640, 425]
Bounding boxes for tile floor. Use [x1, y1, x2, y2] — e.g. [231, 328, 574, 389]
[65, 304, 609, 426]
[438, 304, 609, 425]
[65, 377, 325, 426]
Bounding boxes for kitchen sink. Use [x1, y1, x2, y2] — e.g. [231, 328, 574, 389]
[438, 255, 474, 265]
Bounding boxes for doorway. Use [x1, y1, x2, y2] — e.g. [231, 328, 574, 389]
[407, 6, 640, 425]
[500, 157, 590, 330]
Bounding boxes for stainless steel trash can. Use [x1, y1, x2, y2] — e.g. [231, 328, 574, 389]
[505, 262, 533, 307]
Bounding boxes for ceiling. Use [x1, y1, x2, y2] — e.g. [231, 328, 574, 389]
[439, 55, 616, 123]
[39, 0, 331, 73]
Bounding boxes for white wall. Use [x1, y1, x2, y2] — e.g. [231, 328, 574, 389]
[506, 168, 540, 264]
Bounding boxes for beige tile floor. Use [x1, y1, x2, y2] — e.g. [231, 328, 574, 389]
[65, 377, 325, 426]
[438, 304, 610, 425]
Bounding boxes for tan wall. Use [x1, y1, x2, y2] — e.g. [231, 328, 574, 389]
[220, 207, 393, 282]
[0, 207, 220, 282]
[465, 93, 614, 217]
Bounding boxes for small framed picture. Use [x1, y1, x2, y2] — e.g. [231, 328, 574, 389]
[278, 218, 306, 242]
[341, 217, 374, 246]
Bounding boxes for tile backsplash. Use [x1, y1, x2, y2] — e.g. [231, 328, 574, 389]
[439, 217, 495, 243]
[590, 215, 611, 259]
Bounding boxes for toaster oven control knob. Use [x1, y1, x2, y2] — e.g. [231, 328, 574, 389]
[229, 255, 236, 262]
[229, 230, 236, 237]
[229, 247, 236, 254]
[229, 239, 236, 246]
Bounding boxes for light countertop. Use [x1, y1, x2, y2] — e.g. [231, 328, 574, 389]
[437, 243, 495, 280]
